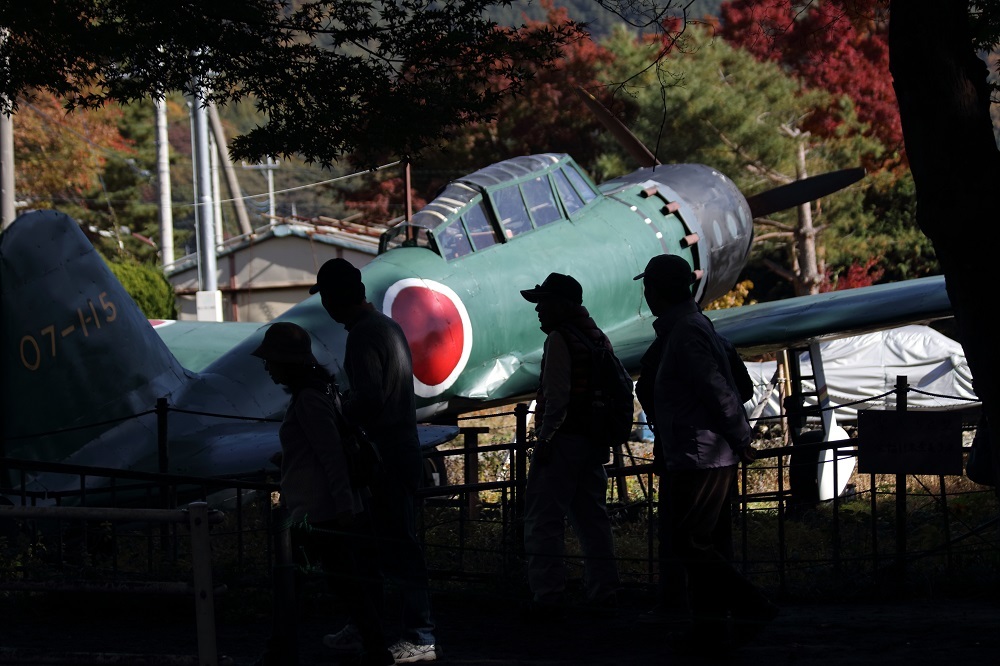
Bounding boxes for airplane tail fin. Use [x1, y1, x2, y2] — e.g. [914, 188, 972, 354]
[1, 210, 190, 463]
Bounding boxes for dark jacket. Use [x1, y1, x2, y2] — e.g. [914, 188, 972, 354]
[342, 307, 422, 489]
[279, 385, 365, 522]
[534, 305, 610, 440]
[642, 300, 751, 471]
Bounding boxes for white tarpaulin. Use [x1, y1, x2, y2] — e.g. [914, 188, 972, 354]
[746, 324, 979, 424]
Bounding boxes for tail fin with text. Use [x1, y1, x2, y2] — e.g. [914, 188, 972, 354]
[1, 210, 190, 464]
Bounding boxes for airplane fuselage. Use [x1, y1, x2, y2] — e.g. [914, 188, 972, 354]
[190, 154, 755, 424]
[22, 152, 919, 496]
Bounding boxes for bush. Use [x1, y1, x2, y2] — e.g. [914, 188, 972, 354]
[105, 257, 177, 319]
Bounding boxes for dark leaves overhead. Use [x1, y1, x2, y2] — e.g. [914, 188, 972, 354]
[1, 0, 578, 166]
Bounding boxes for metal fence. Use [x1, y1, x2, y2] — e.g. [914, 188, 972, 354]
[415, 401, 999, 601]
[2, 388, 999, 661]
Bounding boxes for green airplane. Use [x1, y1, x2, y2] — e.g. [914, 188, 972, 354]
[1, 140, 951, 501]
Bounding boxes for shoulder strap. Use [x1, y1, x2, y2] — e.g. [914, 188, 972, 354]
[559, 323, 596, 350]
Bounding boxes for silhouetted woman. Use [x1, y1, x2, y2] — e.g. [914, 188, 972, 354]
[252, 322, 391, 666]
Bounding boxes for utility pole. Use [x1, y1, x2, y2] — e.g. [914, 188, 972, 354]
[0, 107, 14, 228]
[266, 156, 276, 220]
[155, 97, 174, 265]
[405, 157, 412, 221]
[208, 103, 252, 235]
[241, 157, 279, 222]
[1, 28, 14, 229]
[188, 82, 222, 322]
[210, 131, 223, 246]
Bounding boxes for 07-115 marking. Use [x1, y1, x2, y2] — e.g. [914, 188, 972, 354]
[19, 292, 118, 371]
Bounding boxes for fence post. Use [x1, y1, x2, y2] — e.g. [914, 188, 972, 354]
[514, 403, 529, 551]
[188, 502, 218, 666]
[271, 506, 298, 666]
[611, 445, 630, 502]
[156, 398, 174, 509]
[894, 375, 908, 590]
[461, 427, 489, 519]
[156, 397, 172, 547]
[156, 397, 169, 476]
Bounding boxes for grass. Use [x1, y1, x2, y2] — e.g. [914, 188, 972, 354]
[3, 410, 998, 615]
[426, 407, 1000, 602]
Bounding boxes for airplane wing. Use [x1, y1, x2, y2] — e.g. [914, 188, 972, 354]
[708, 275, 952, 356]
[746, 324, 978, 423]
[149, 319, 263, 372]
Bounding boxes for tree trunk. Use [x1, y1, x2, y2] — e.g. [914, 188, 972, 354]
[889, 0, 1000, 491]
[794, 141, 822, 295]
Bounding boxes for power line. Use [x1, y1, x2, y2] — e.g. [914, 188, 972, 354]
[197, 160, 401, 208]
[19, 100, 402, 210]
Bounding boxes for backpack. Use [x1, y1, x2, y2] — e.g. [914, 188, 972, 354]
[561, 325, 636, 457]
[703, 315, 754, 405]
[722, 336, 755, 404]
[331, 388, 384, 491]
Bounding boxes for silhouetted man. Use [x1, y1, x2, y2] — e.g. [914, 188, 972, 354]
[312, 258, 437, 664]
[634, 254, 776, 653]
[520, 272, 621, 612]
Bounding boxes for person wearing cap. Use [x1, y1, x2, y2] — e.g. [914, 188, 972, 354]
[633, 254, 776, 653]
[310, 258, 438, 664]
[251, 322, 392, 666]
[520, 272, 621, 614]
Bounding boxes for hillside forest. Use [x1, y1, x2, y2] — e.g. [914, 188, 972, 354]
[2, 0, 950, 310]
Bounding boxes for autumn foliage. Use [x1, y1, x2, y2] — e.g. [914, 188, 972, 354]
[718, 0, 903, 169]
[820, 256, 886, 292]
[344, 172, 428, 222]
[13, 92, 132, 204]
[352, 0, 612, 223]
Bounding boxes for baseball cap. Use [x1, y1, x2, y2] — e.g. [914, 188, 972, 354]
[251, 322, 319, 365]
[520, 273, 583, 305]
[633, 254, 695, 288]
[309, 258, 365, 303]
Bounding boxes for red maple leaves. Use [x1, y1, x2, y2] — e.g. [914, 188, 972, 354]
[719, 0, 902, 168]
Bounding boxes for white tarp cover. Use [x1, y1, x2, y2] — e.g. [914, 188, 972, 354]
[746, 325, 979, 424]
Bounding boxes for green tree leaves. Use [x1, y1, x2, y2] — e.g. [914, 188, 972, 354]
[105, 256, 177, 319]
[1, 1, 580, 167]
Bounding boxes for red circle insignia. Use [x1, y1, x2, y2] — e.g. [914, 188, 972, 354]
[384, 279, 472, 397]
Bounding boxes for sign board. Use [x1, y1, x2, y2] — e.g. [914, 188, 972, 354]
[857, 410, 963, 475]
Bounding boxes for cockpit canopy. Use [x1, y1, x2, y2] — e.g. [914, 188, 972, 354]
[379, 154, 599, 258]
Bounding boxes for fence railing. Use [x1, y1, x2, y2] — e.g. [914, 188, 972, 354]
[1, 382, 998, 660]
[0, 502, 224, 666]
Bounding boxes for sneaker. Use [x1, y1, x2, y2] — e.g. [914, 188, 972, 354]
[389, 639, 437, 663]
[323, 624, 363, 654]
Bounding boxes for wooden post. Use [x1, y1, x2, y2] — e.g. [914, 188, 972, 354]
[188, 502, 218, 666]
[894, 375, 908, 590]
[514, 403, 529, 551]
[612, 445, 630, 502]
[461, 427, 490, 519]
[157, 397, 172, 547]
[273, 506, 299, 666]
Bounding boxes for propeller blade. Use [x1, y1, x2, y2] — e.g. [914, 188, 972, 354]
[575, 86, 659, 168]
[746, 167, 867, 218]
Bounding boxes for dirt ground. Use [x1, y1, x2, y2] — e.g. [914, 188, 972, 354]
[2, 586, 1000, 666]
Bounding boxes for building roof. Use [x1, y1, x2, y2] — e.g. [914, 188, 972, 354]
[164, 217, 384, 277]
